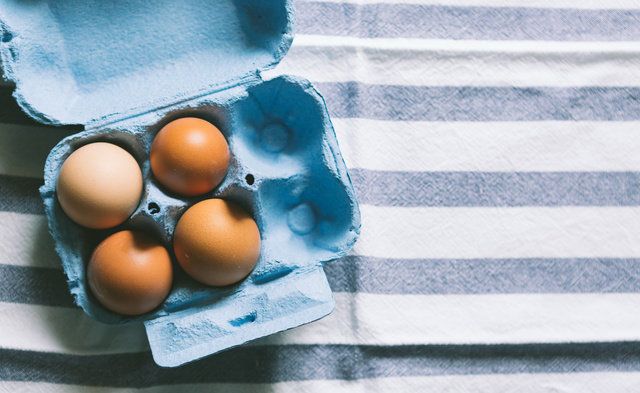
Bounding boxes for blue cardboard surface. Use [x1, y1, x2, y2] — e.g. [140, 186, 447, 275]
[1, 0, 360, 366]
[0, 0, 292, 126]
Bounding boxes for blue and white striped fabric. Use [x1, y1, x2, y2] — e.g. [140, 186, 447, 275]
[2, 0, 640, 391]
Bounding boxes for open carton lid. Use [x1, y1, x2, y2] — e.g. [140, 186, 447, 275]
[0, 0, 293, 126]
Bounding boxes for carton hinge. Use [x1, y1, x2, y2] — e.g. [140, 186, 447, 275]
[85, 72, 263, 130]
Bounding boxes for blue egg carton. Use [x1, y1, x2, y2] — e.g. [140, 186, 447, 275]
[0, 0, 360, 367]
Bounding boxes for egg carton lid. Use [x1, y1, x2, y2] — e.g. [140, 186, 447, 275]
[0, 0, 293, 127]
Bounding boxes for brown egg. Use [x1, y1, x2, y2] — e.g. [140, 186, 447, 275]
[56, 142, 143, 229]
[150, 117, 230, 197]
[88, 230, 173, 316]
[173, 199, 260, 286]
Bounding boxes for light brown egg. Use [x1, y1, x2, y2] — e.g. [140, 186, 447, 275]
[150, 117, 230, 197]
[173, 199, 260, 286]
[88, 230, 173, 316]
[56, 142, 143, 229]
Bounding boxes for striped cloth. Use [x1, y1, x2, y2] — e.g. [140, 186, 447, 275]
[3, 0, 640, 391]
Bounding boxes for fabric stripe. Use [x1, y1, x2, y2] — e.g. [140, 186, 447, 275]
[351, 170, 640, 207]
[4, 255, 640, 309]
[0, 213, 58, 268]
[274, 37, 640, 87]
[295, 2, 640, 41]
[3, 126, 640, 209]
[0, 123, 74, 179]
[302, 0, 640, 10]
[7, 84, 640, 123]
[3, 343, 640, 385]
[293, 35, 640, 52]
[5, 292, 640, 354]
[6, 373, 640, 393]
[8, 84, 640, 124]
[0, 265, 73, 307]
[7, 205, 640, 268]
[0, 303, 148, 355]
[5, 170, 640, 212]
[164, 292, 640, 345]
[333, 120, 640, 172]
[0, 175, 43, 214]
[326, 256, 640, 294]
[356, 205, 640, 259]
[318, 83, 640, 121]
[6, 120, 640, 177]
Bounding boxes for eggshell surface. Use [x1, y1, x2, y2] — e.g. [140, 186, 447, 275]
[88, 230, 173, 316]
[173, 199, 260, 286]
[56, 142, 143, 229]
[151, 117, 230, 197]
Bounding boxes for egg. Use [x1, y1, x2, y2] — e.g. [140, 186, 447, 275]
[88, 230, 173, 316]
[173, 199, 260, 286]
[56, 142, 143, 229]
[150, 117, 230, 197]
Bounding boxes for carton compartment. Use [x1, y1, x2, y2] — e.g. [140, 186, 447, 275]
[41, 76, 360, 325]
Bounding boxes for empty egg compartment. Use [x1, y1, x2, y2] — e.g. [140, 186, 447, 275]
[255, 171, 358, 271]
[230, 76, 330, 180]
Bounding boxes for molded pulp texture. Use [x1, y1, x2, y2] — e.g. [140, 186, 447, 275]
[0, 0, 361, 367]
[0, 0, 292, 126]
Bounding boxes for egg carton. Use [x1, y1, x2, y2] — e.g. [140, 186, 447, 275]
[0, 0, 360, 366]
